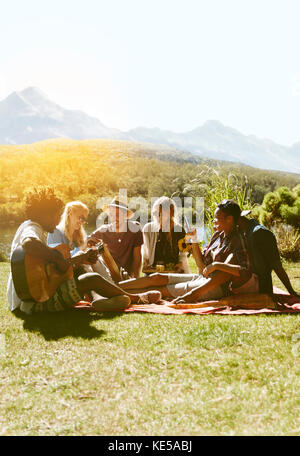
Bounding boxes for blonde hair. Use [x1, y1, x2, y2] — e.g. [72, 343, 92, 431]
[151, 197, 180, 250]
[58, 201, 88, 248]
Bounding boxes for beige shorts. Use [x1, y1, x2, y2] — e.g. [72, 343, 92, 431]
[231, 273, 259, 294]
[166, 273, 223, 300]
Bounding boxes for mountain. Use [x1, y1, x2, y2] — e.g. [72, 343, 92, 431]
[127, 121, 300, 173]
[0, 87, 299, 174]
[0, 87, 124, 144]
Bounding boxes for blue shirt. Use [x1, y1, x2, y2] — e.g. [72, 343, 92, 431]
[47, 227, 80, 257]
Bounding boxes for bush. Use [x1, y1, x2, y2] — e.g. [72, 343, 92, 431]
[262, 192, 281, 215]
[0, 250, 8, 262]
[293, 184, 300, 197]
[258, 186, 300, 229]
[276, 186, 296, 206]
[272, 224, 300, 262]
[279, 204, 300, 227]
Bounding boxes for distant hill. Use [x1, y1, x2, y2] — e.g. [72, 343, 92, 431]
[0, 87, 299, 174]
[0, 87, 125, 144]
[0, 138, 299, 226]
[127, 121, 300, 174]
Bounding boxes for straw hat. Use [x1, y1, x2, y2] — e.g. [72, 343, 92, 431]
[103, 196, 134, 218]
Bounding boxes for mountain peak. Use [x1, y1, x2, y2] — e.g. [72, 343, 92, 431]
[0, 86, 124, 144]
[203, 119, 224, 128]
[19, 86, 48, 99]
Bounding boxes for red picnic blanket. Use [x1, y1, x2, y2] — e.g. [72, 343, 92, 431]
[74, 287, 300, 316]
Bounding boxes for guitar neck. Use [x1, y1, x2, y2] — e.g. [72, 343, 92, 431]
[67, 243, 104, 267]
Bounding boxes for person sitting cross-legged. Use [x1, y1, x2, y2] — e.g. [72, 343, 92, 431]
[142, 196, 201, 274]
[88, 197, 143, 279]
[119, 200, 259, 304]
[7, 188, 161, 314]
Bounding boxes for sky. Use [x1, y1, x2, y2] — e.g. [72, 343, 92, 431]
[1, 0, 300, 145]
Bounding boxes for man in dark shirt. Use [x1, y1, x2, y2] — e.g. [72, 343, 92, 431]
[238, 215, 299, 296]
[88, 197, 143, 278]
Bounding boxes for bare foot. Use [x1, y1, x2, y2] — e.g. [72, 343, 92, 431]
[92, 295, 131, 311]
[134, 290, 162, 304]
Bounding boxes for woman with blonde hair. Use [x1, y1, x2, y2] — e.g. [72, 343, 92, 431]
[48, 200, 115, 283]
[48, 201, 89, 255]
[47, 201, 162, 309]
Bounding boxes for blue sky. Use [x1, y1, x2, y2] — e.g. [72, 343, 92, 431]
[1, 0, 300, 145]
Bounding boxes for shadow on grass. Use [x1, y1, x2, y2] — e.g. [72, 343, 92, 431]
[13, 308, 125, 341]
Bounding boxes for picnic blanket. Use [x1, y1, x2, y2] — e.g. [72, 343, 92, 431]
[74, 287, 300, 316]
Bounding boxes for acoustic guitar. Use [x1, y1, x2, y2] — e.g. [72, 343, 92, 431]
[11, 242, 104, 303]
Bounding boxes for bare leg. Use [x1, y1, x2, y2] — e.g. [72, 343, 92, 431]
[122, 285, 174, 299]
[76, 272, 161, 304]
[89, 290, 131, 311]
[172, 271, 232, 303]
[119, 273, 169, 290]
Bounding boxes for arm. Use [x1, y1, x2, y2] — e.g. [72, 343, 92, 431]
[23, 238, 98, 271]
[22, 238, 69, 270]
[191, 243, 205, 274]
[142, 230, 150, 269]
[185, 228, 205, 274]
[86, 228, 104, 246]
[132, 245, 142, 278]
[273, 265, 299, 296]
[203, 262, 242, 278]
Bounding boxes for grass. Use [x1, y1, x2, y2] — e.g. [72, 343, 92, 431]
[0, 260, 300, 436]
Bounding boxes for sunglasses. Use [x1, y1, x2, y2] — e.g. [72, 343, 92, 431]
[79, 216, 88, 224]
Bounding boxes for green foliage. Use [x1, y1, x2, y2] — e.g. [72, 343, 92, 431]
[279, 204, 300, 227]
[262, 192, 281, 215]
[176, 167, 253, 231]
[0, 259, 299, 435]
[258, 185, 300, 229]
[272, 224, 300, 262]
[0, 139, 299, 225]
[0, 250, 8, 262]
[293, 184, 300, 197]
[276, 187, 296, 206]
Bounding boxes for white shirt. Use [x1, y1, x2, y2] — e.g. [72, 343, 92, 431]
[142, 221, 190, 273]
[7, 220, 47, 313]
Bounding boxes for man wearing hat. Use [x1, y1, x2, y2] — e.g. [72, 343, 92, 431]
[238, 211, 299, 296]
[88, 197, 143, 278]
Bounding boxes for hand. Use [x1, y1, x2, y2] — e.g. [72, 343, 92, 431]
[290, 290, 300, 298]
[142, 260, 150, 271]
[171, 296, 188, 304]
[202, 263, 216, 278]
[185, 228, 198, 243]
[86, 235, 99, 247]
[83, 248, 99, 264]
[174, 262, 184, 273]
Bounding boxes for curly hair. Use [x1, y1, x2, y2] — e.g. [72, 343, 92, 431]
[217, 199, 241, 224]
[25, 187, 64, 221]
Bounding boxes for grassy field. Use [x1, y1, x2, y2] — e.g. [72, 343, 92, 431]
[0, 260, 299, 436]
